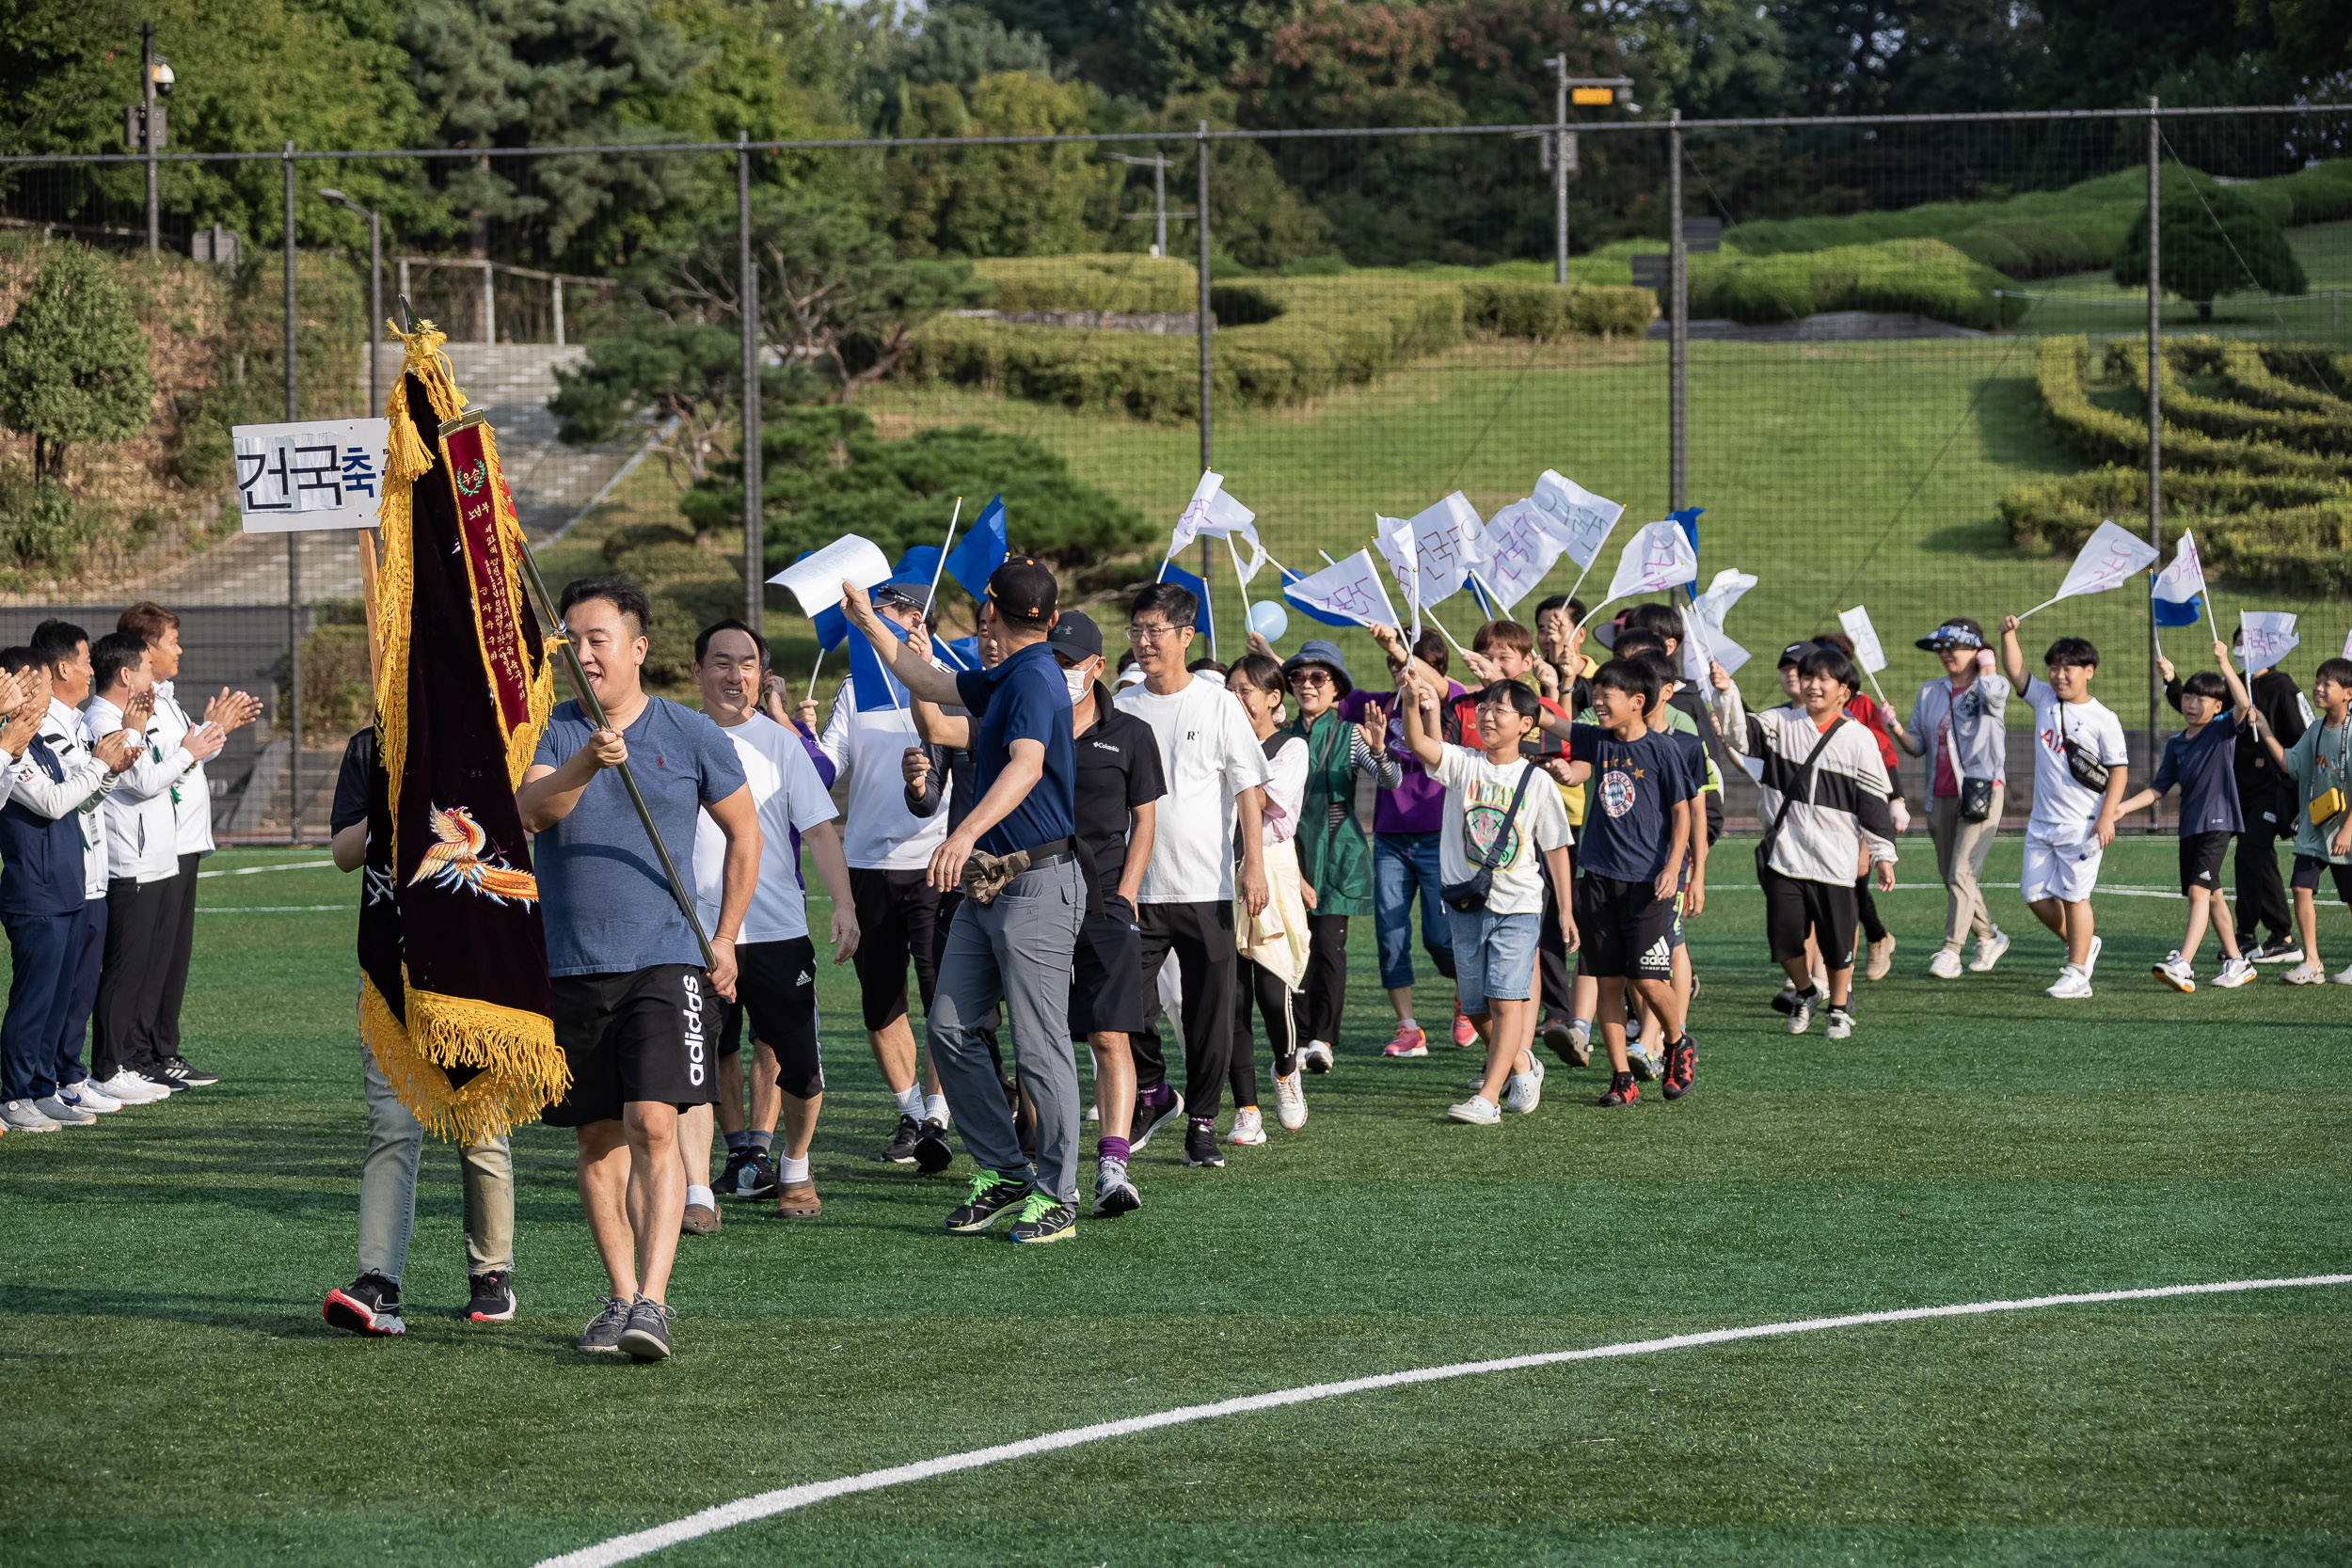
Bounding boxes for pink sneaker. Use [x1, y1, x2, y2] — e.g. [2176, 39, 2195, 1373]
[1382, 1024, 1428, 1058]
[1452, 1009, 1478, 1047]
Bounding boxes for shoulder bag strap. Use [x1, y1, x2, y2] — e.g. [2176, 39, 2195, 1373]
[1760, 717, 1846, 863]
[1472, 760, 1542, 874]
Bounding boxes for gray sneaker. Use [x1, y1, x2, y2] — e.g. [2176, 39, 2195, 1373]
[577, 1295, 630, 1354]
[618, 1297, 673, 1362]
[0, 1100, 61, 1133]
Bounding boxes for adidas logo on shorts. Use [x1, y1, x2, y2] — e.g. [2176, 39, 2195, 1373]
[1639, 936, 1673, 972]
[796, 970, 813, 986]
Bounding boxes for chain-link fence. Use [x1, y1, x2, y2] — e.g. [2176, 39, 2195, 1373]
[5, 104, 2349, 833]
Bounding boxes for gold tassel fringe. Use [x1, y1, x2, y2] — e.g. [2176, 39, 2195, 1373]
[360, 973, 570, 1144]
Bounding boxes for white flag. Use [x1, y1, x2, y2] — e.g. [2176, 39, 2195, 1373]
[1280, 549, 1400, 631]
[1599, 518, 1699, 607]
[2240, 610, 2299, 673]
[2054, 519, 2161, 603]
[1838, 605, 1889, 673]
[2342, 627, 2352, 660]
[1465, 496, 1565, 610]
[1171, 470, 1258, 546]
[1375, 492, 1479, 609]
[1524, 469, 1625, 569]
[769, 532, 893, 619]
[1689, 567, 1756, 676]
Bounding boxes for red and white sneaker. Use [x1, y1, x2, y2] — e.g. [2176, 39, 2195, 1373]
[1382, 1024, 1428, 1058]
[323, 1275, 405, 1337]
[1452, 1008, 1478, 1047]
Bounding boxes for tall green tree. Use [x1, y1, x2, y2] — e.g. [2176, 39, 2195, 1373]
[0, 243, 154, 480]
[883, 71, 1118, 256]
[2114, 178, 2308, 319]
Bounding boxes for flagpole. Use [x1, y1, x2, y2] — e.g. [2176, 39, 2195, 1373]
[921, 496, 963, 617]
[806, 641, 826, 706]
[514, 546, 716, 970]
[1226, 534, 1256, 646]
[2013, 595, 2065, 623]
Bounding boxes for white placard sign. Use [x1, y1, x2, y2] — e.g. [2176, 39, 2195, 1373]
[767, 533, 893, 619]
[232, 418, 391, 532]
[1838, 605, 1890, 673]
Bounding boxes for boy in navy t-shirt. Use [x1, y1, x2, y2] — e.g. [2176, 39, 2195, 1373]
[1546, 659, 1698, 1107]
[2117, 641, 2257, 992]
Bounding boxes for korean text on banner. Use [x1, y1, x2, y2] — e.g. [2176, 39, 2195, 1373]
[234, 418, 392, 532]
[769, 534, 892, 620]
[1282, 550, 1400, 631]
[1597, 518, 1699, 609]
[1375, 492, 1480, 608]
[1838, 606, 1890, 673]
[1468, 496, 1566, 610]
[2240, 611, 2299, 673]
[1525, 470, 1624, 569]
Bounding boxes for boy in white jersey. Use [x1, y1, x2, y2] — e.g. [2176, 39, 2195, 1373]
[1999, 617, 2130, 999]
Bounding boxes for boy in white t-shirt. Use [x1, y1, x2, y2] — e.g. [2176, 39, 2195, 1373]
[686, 622, 860, 1227]
[1398, 677, 1575, 1126]
[1113, 581, 1271, 1171]
[2000, 617, 2130, 999]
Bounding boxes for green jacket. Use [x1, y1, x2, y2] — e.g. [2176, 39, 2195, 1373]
[1290, 708, 1373, 915]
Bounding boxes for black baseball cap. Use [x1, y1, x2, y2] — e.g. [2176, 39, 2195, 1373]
[1779, 641, 1821, 668]
[987, 556, 1057, 625]
[1916, 619, 1985, 652]
[1047, 610, 1102, 661]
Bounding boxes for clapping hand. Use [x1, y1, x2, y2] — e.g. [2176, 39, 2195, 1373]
[1355, 699, 1387, 756]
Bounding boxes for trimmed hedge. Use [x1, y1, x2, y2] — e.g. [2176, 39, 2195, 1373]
[2106, 341, 2352, 456]
[2213, 341, 2351, 416]
[1998, 465, 2352, 595]
[2026, 335, 2341, 479]
[1686, 239, 2007, 329]
[1460, 279, 1654, 341]
[971, 254, 1197, 313]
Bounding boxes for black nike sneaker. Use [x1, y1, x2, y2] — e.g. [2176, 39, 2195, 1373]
[880, 1113, 923, 1164]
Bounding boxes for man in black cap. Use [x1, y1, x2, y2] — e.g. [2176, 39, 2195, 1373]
[843, 557, 1086, 1244]
[1049, 611, 1164, 1217]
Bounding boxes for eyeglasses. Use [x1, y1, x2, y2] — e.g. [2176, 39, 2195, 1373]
[1290, 670, 1333, 689]
[1127, 623, 1182, 644]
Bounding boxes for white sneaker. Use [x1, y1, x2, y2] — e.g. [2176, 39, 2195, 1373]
[32, 1093, 95, 1126]
[1085, 1101, 1098, 1123]
[1227, 1106, 1267, 1146]
[1825, 1006, 1854, 1041]
[1504, 1056, 1546, 1114]
[96, 1070, 167, 1104]
[2283, 961, 2327, 985]
[0, 1099, 62, 1132]
[1969, 927, 2010, 973]
[2213, 957, 2256, 989]
[1272, 1069, 1307, 1131]
[2084, 935, 2105, 978]
[1928, 947, 1964, 979]
[1786, 992, 1816, 1035]
[2047, 966, 2093, 1000]
[2335, 962, 2352, 986]
[1299, 1040, 1335, 1074]
[60, 1082, 121, 1114]
[1446, 1094, 1502, 1125]
[2153, 952, 2196, 993]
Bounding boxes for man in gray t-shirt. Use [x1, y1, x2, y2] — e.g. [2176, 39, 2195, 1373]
[518, 577, 757, 1362]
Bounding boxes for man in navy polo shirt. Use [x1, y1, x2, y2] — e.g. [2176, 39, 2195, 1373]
[843, 557, 1084, 1244]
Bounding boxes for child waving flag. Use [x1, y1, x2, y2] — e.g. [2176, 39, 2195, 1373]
[2115, 640, 2259, 993]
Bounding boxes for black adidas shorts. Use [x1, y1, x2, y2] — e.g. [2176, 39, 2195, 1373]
[1760, 865, 1859, 969]
[546, 963, 717, 1127]
[710, 936, 823, 1101]
[2179, 831, 2232, 897]
[1574, 873, 1677, 981]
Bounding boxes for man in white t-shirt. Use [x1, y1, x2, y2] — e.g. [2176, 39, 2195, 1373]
[1112, 580, 1271, 1171]
[687, 621, 859, 1228]
[2001, 616, 2130, 1000]
[118, 602, 262, 1089]
[801, 579, 953, 1164]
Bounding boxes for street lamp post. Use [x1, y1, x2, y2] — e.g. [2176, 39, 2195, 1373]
[318, 190, 383, 410]
[1535, 69, 1636, 284]
[1105, 150, 1175, 258]
[129, 23, 175, 252]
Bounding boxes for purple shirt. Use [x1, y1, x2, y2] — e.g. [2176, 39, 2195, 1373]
[1338, 683, 1465, 836]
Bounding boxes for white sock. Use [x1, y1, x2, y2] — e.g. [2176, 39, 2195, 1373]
[924, 1093, 950, 1126]
[1399, 1016, 1419, 1033]
[778, 1153, 811, 1183]
[894, 1084, 924, 1118]
[686, 1184, 714, 1211]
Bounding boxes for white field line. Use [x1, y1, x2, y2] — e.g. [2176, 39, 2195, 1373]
[197, 860, 335, 878]
[534, 1273, 2350, 1568]
[196, 905, 347, 913]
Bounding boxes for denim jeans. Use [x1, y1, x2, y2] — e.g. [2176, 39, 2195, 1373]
[358, 1037, 515, 1285]
[1373, 832, 1456, 990]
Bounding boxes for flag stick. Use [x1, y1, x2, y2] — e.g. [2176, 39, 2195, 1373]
[514, 543, 715, 971]
[1226, 534, 1256, 645]
[806, 641, 826, 705]
[1318, 549, 1337, 565]
[1862, 665, 1889, 706]
[921, 496, 963, 617]
[358, 529, 382, 688]
[2013, 594, 2065, 622]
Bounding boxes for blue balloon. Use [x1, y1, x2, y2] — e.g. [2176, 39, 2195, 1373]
[1248, 600, 1289, 644]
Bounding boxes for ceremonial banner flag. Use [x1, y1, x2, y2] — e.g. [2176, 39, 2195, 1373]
[1523, 470, 1624, 569]
[1170, 471, 1258, 551]
[2240, 611, 2299, 673]
[1282, 550, 1401, 631]
[944, 494, 1008, 601]
[2018, 519, 2160, 618]
[1467, 495, 1566, 610]
[361, 319, 563, 1142]
[2343, 627, 2352, 660]
[1375, 492, 1480, 608]
[2150, 532, 2208, 628]
[893, 545, 942, 589]
[1597, 518, 1699, 609]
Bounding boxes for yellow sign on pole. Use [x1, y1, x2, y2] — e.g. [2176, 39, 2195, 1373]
[1571, 87, 1615, 105]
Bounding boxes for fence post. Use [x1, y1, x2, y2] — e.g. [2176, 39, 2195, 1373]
[283, 139, 303, 845]
[1196, 119, 1216, 645]
[552, 276, 564, 347]
[482, 258, 496, 344]
[1668, 109, 1687, 514]
[1552, 55, 1568, 286]
[2145, 95, 2163, 759]
[738, 130, 763, 631]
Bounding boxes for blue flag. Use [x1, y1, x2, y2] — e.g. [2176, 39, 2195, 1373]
[944, 494, 1008, 603]
[848, 616, 910, 712]
[893, 545, 941, 591]
[2151, 587, 2204, 628]
[1669, 506, 1704, 560]
[1159, 561, 1216, 634]
[934, 636, 982, 672]
[1279, 564, 1363, 629]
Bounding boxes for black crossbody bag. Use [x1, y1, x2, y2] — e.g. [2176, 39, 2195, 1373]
[2058, 701, 2112, 793]
[1755, 717, 1847, 879]
[1443, 761, 1539, 913]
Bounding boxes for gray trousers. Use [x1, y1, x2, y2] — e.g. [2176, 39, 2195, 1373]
[358, 1038, 515, 1284]
[1928, 786, 2004, 952]
[928, 858, 1085, 1202]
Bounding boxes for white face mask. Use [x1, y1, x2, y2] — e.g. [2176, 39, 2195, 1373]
[1063, 665, 1091, 702]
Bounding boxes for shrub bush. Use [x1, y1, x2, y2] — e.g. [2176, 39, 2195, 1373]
[972, 254, 1197, 314]
[2026, 336, 2341, 479]
[1686, 241, 2005, 330]
[1460, 280, 1652, 341]
[2104, 341, 2352, 456]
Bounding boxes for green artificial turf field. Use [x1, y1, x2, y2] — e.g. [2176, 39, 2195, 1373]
[1, 840, 2347, 1566]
